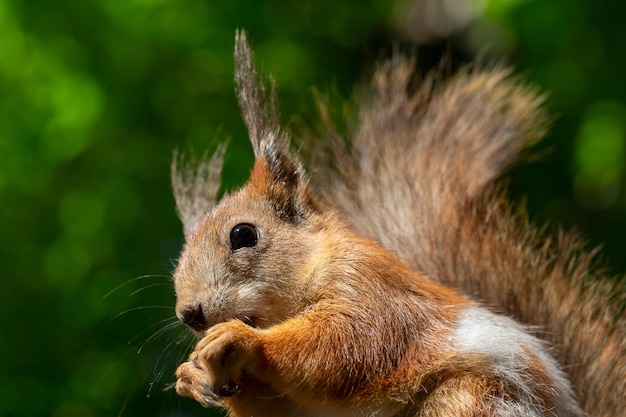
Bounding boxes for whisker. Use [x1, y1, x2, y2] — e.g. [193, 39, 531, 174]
[104, 280, 185, 416]
[116, 390, 131, 417]
[147, 333, 188, 394]
[139, 325, 198, 398]
[103, 274, 172, 299]
[128, 282, 174, 297]
[137, 320, 183, 353]
[127, 316, 180, 346]
[94, 340, 141, 392]
[109, 306, 174, 322]
[155, 331, 198, 392]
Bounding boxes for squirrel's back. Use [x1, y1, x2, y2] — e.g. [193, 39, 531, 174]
[312, 57, 626, 416]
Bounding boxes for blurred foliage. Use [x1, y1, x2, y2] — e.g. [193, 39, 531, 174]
[0, 0, 624, 416]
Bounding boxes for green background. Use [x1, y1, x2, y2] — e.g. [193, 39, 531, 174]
[1, 1, 624, 416]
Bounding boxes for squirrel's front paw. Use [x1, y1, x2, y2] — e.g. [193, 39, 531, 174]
[175, 320, 261, 406]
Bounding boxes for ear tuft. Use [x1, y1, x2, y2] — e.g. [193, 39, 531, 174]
[235, 30, 320, 223]
[234, 30, 281, 161]
[171, 145, 226, 236]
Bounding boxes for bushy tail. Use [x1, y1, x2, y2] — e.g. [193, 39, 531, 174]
[311, 57, 625, 416]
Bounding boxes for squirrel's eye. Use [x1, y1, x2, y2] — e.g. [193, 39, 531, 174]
[230, 223, 258, 251]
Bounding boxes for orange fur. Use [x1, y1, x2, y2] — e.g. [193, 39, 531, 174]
[312, 48, 625, 417]
[167, 31, 623, 417]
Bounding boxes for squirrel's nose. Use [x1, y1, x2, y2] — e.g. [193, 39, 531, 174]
[179, 304, 208, 333]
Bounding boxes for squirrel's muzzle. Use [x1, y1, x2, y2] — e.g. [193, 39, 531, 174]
[178, 303, 209, 333]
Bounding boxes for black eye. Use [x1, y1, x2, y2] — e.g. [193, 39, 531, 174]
[230, 223, 258, 251]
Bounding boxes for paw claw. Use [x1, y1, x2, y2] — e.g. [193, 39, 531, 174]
[202, 396, 223, 408]
[201, 384, 221, 401]
[218, 382, 240, 397]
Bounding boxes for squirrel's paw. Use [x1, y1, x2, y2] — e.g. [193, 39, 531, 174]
[175, 319, 261, 406]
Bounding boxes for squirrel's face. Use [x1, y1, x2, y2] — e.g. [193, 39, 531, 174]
[173, 158, 323, 336]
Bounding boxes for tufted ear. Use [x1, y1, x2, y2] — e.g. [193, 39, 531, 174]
[234, 30, 281, 160]
[171, 146, 226, 237]
[234, 30, 320, 222]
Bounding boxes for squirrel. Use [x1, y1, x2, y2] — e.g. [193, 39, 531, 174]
[170, 30, 625, 417]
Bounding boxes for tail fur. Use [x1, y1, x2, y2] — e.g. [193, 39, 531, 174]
[310, 57, 626, 416]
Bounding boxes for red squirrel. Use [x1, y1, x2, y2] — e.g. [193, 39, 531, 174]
[171, 31, 625, 416]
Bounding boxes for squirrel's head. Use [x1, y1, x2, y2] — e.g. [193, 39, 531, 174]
[171, 31, 326, 335]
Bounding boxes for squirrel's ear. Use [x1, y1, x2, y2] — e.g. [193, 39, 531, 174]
[171, 146, 226, 237]
[234, 30, 320, 222]
[234, 29, 281, 162]
[250, 153, 320, 223]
